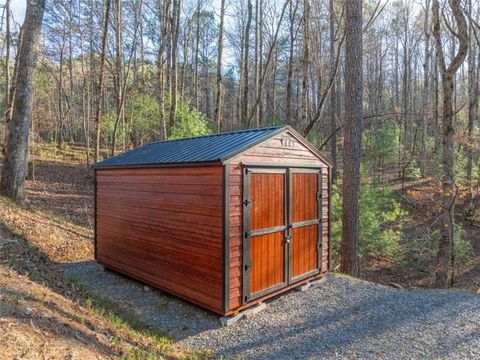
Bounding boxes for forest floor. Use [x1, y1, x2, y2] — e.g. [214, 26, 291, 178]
[0, 143, 479, 358]
[361, 174, 480, 293]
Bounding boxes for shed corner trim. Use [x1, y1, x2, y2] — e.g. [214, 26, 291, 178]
[222, 163, 231, 313]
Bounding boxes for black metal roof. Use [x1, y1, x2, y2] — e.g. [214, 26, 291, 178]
[94, 126, 288, 168]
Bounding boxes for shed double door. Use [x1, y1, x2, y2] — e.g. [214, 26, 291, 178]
[243, 167, 322, 302]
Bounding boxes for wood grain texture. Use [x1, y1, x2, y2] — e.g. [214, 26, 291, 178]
[250, 173, 285, 231]
[227, 131, 330, 312]
[291, 173, 318, 223]
[96, 166, 224, 314]
[248, 172, 286, 295]
[290, 172, 319, 279]
[291, 225, 318, 278]
[250, 232, 285, 294]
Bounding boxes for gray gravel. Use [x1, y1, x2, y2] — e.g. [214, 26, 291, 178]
[61, 261, 480, 359]
[60, 261, 219, 339]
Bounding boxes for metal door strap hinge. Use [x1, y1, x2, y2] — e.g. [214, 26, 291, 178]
[243, 199, 251, 207]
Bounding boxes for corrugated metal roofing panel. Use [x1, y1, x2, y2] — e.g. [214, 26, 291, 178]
[94, 126, 287, 168]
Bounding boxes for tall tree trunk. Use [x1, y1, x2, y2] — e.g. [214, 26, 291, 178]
[329, 0, 337, 181]
[79, 22, 90, 165]
[180, 19, 192, 99]
[241, 0, 252, 126]
[236, 28, 245, 126]
[94, 0, 111, 162]
[193, 0, 201, 109]
[432, 0, 468, 288]
[4, 0, 11, 146]
[157, 0, 170, 140]
[420, 0, 431, 177]
[286, 0, 297, 125]
[214, 0, 226, 132]
[301, 0, 310, 128]
[111, 0, 123, 155]
[256, 0, 263, 127]
[433, 59, 440, 151]
[466, 0, 478, 210]
[57, 31, 66, 149]
[169, 0, 181, 130]
[340, 0, 363, 276]
[0, 0, 46, 203]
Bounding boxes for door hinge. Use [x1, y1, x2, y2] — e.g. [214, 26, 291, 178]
[244, 263, 251, 272]
[244, 231, 249, 239]
[243, 199, 251, 207]
[317, 192, 323, 200]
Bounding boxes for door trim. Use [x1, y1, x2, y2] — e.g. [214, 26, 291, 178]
[242, 165, 323, 304]
[242, 166, 288, 304]
[288, 168, 323, 284]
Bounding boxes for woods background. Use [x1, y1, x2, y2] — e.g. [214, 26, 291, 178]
[0, 0, 479, 284]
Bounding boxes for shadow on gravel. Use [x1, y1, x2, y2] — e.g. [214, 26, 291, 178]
[60, 260, 221, 340]
[63, 258, 480, 358]
[215, 282, 480, 359]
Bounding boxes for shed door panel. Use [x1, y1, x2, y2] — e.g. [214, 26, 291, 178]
[290, 225, 318, 278]
[250, 173, 285, 231]
[290, 171, 321, 281]
[250, 232, 285, 294]
[248, 172, 286, 296]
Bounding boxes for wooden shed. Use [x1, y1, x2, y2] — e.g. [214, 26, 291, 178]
[94, 126, 332, 316]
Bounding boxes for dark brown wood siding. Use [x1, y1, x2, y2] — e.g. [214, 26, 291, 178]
[249, 172, 286, 295]
[95, 165, 224, 314]
[227, 131, 330, 312]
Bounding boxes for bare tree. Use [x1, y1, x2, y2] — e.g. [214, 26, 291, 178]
[214, 0, 226, 132]
[157, 0, 171, 140]
[1, 0, 46, 203]
[241, 0, 252, 126]
[432, 0, 468, 287]
[420, 0, 431, 177]
[169, 0, 181, 130]
[4, 0, 11, 144]
[94, 0, 111, 162]
[301, 0, 310, 128]
[329, 0, 337, 180]
[466, 0, 478, 210]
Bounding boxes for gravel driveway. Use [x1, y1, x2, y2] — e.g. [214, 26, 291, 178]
[62, 261, 480, 359]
